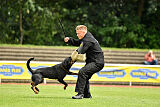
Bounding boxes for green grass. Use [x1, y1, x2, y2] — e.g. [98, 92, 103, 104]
[1, 84, 160, 107]
[0, 44, 78, 49]
[1, 44, 160, 51]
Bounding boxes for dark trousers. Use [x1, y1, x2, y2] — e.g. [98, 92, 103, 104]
[75, 62, 104, 96]
[144, 60, 158, 65]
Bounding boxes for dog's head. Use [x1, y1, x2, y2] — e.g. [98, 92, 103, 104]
[61, 57, 74, 70]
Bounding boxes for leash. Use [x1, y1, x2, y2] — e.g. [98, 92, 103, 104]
[60, 65, 78, 75]
[60, 65, 72, 74]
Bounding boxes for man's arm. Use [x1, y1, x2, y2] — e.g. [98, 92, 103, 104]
[145, 54, 150, 61]
[77, 41, 92, 54]
[152, 54, 156, 60]
[64, 37, 81, 46]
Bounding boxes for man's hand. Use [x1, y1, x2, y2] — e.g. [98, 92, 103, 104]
[64, 37, 70, 42]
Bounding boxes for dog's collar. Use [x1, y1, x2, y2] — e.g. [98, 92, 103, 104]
[60, 65, 72, 74]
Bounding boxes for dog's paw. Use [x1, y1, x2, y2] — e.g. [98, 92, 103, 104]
[35, 87, 39, 92]
[31, 82, 39, 92]
[31, 87, 39, 94]
[64, 84, 68, 90]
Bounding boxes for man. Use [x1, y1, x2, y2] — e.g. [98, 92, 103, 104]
[144, 50, 158, 65]
[64, 25, 104, 99]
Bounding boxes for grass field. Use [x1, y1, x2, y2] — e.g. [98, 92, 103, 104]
[1, 84, 160, 107]
[1, 44, 160, 52]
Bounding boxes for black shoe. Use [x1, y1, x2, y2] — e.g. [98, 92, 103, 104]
[84, 96, 92, 98]
[84, 93, 92, 98]
[72, 94, 84, 99]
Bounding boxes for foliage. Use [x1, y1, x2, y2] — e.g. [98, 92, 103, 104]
[0, 0, 159, 48]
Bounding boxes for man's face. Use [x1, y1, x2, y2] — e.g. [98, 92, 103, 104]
[148, 52, 152, 56]
[76, 30, 86, 40]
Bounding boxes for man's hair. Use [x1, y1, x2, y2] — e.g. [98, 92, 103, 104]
[149, 50, 153, 53]
[76, 25, 87, 31]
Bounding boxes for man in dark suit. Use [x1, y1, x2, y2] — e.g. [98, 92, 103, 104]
[64, 25, 104, 99]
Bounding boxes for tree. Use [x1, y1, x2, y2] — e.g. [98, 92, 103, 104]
[0, 0, 159, 49]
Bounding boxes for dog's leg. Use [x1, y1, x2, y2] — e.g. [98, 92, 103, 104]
[31, 74, 43, 94]
[58, 79, 68, 90]
[31, 86, 39, 94]
[31, 82, 39, 92]
[31, 82, 39, 94]
[40, 78, 44, 83]
[67, 71, 78, 75]
[70, 72, 78, 75]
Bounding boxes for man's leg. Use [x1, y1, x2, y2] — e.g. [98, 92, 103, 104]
[72, 71, 86, 99]
[75, 64, 94, 95]
[144, 61, 151, 65]
[83, 80, 92, 98]
[152, 60, 158, 65]
[73, 62, 103, 99]
[75, 77, 92, 98]
[74, 69, 88, 95]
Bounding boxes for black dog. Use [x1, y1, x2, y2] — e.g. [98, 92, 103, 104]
[26, 57, 77, 94]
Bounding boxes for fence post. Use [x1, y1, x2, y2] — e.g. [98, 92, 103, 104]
[44, 78, 47, 84]
[129, 81, 132, 86]
[0, 76, 1, 84]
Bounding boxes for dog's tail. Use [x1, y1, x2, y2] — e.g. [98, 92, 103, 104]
[27, 58, 34, 74]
